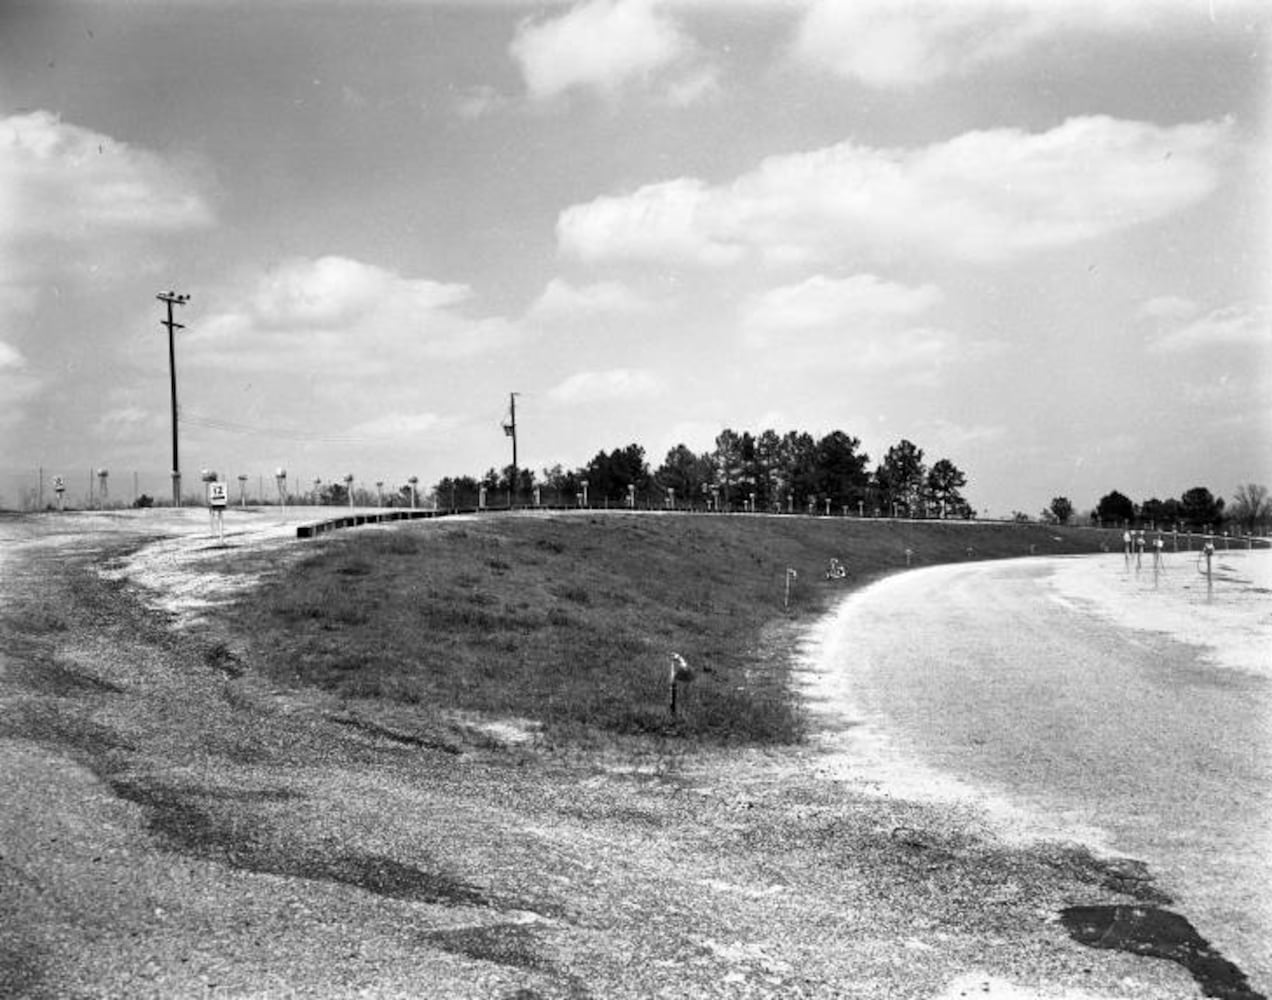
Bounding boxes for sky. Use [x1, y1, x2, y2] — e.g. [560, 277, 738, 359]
[1, 0, 1269, 516]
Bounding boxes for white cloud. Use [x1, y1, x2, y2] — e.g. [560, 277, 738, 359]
[510, 0, 691, 101]
[527, 278, 650, 322]
[349, 412, 452, 439]
[558, 177, 743, 265]
[0, 110, 214, 239]
[558, 116, 1231, 265]
[185, 256, 514, 381]
[0, 340, 24, 371]
[1138, 295, 1200, 322]
[737, 274, 978, 383]
[1153, 303, 1270, 352]
[547, 367, 665, 405]
[92, 405, 163, 440]
[790, 0, 1180, 88]
[663, 64, 722, 107]
[924, 418, 1009, 451]
[249, 256, 471, 331]
[454, 85, 510, 121]
[740, 273, 943, 344]
[0, 341, 39, 430]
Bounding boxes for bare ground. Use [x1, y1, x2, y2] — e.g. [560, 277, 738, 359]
[0, 511, 1211, 999]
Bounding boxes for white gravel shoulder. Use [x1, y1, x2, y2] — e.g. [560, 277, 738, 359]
[1047, 548, 1272, 679]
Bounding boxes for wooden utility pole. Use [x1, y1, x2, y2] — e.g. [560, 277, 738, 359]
[157, 291, 190, 507]
[504, 392, 519, 509]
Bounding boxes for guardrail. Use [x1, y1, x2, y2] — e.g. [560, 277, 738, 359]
[295, 509, 443, 538]
[293, 504, 1272, 545]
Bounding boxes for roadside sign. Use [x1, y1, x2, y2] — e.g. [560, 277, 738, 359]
[53, 476, 65, 492]
[208, 482, 229, 508]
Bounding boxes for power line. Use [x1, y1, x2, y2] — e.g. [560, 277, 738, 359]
[178, 410, 373, 445]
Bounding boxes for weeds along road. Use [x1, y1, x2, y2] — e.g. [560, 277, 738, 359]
[813, 556, 1272, 997]
[0, 510, 1245, 999]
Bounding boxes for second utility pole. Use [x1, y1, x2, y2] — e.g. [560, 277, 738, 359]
[505, 391, 519, 510]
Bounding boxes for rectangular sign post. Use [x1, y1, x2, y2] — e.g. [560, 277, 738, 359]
[208, 481, 228, 543]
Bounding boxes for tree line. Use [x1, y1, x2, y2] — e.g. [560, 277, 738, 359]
[433, 429, 974, 517]
[1042, 483, 1271, 534]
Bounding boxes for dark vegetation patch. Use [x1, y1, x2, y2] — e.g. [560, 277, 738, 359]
[0, 941, 46, 1000]
[233, 515, 1112, 746]
[108, 778, 489, 906]
[203, 640, 245, 678]
[325, 712, 462, 754]
[421, 923, 547, 970]
[1061, 905, 1266, 1000]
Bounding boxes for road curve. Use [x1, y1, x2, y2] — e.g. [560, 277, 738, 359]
[813, 556, 1271, 994]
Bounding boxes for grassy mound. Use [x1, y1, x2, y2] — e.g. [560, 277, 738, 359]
[233, 512, 1116, 745]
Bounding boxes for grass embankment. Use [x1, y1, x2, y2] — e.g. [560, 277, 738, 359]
[235, 512, 1115, 746]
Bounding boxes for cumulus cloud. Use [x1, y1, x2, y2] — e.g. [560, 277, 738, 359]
[249, 256, 471, 331]
[0, 340, 39, 430]
[558, 116, 1231, 265]
[558, 176, 743, 265]
[1137, 295, 1200, 322]
[0, 340, 24, 371]
[738, 273, 970, 382]
[0, 111, 215, 441]
[186, 256, 513, 380]
[92, 405, 164, 441]
[527, 278, 650, 323]
[1153, 303, 1270, 352]
[790, 0, 1173, 88]
[454, 85, 510, 121]
[740, 273, 943, 344]
[510, 0, 701, 102]
[0, 110, 214, 239]
[547, 367, 665, 405]
[348, 412, 453, 439]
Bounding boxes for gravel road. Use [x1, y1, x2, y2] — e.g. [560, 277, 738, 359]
[809, 555, 1271, 996]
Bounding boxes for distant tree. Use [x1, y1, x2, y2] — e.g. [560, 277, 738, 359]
[813, 431, 871, 509]
[432, 475, 480, 510]
[1139, 497, 1167, 527]
[778, 430, 819, 509]
[318, 481, 349, 506]
[1179, 486, 1224, 530]
[1011, 511, 1032, 523]
[539, 464, 581, 505]
[1095, 490, 1135, 525]
[736, 431, 759, 504]
[753, 429, 785, 509]
[583, 443, 650, 502]
[132, 493, 155, 509]
[1228, 483, 1270, 534]
[925, 458, 970, 518]
[1049, 496, 1074, 525]
[713, 428, 746, 509]
[875, 439, 926, 515]
[654, 444, 713, 504]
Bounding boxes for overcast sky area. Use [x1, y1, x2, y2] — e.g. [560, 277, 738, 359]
[1, 0, 1268, 515]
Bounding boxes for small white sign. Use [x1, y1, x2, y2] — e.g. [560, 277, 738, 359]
[53, 476, 65, 492]
[208, 482, 229, 507]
